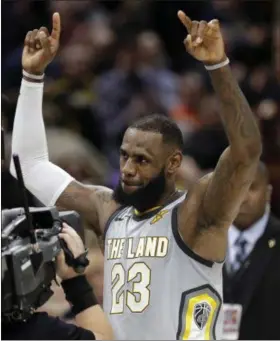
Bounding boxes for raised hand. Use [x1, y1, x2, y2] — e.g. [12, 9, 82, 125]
[22, 12, 61, 75]
[177, 10, 226, 65]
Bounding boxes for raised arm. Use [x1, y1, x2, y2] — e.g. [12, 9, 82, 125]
[177, 12, 262, 260]
[199, 65, 261, 228]
[10, 13, 118, 235]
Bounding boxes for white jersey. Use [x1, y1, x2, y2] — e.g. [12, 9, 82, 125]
[103, 193, 224, 340]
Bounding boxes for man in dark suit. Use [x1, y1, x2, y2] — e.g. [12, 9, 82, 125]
[224, 161, 280, 340]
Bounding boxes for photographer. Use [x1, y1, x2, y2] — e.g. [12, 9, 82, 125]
[2, 222, 113, 340]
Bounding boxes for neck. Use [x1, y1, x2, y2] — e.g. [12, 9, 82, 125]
[154, 185, 179, 210]
[133, 186, 179, 216]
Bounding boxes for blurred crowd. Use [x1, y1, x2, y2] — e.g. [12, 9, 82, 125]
[2, 0, 279, 217]
[2, 0, 280, 215]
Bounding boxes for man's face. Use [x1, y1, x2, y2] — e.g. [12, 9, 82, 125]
[234, 167, 271, 229]
[113, 128, 169, 212]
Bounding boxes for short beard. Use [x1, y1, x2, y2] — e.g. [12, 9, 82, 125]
[113, 168, 166, 212]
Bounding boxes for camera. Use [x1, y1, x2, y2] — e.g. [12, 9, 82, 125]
[1, 206, 84, 323]
[1, 152, 87, 324]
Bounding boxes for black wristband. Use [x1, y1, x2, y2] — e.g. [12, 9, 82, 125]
[61, 275, 98, 315]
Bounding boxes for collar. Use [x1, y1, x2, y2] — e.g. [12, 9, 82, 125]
[133, 206, 163, 221]
[229, 207, 270, 247]
[132, 191, 186, 221]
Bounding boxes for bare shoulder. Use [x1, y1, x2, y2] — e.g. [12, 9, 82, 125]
[56, 180, 120, 235]
[177, 148, 259, 262]
[177, 173, 228, 263]
[177, 173, 212, 241]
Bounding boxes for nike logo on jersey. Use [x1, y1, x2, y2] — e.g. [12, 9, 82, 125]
[115, 215, 130, 222]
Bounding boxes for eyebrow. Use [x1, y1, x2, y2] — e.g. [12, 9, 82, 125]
[120, 147, 154, 160]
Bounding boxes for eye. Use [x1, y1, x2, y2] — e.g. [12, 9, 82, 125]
[120, 150, 128, 160]
[135, 155, 149, 164]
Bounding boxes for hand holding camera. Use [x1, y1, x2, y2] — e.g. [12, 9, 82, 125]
[57, 223, 89, 280]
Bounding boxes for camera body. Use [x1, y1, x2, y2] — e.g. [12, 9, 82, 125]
[1, 206, 84, 322]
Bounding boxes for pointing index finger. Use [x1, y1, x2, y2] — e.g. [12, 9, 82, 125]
[177, 10, 192, 33]
[51, 12, 61, 41]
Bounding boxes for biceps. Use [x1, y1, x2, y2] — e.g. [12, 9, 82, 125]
[56, 181, 113, 234]
[201, 147, 258, 227]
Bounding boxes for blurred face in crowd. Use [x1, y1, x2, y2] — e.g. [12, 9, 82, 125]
[115, 41, 138, 71]
[137, 32, 164, 67]
[198, 95, 220, 126]
[113, 128, 181, 212]
[179, 72, 204, 107]
[234, 163, 272, 230]
[60, 43, 95, 79]
[51, 0, 91, 17]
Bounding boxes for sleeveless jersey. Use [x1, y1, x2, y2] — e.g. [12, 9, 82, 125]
[103, 193, 224, 340]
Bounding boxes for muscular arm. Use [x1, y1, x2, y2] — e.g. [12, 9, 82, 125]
[10, 77, 118, 236]
[57, 182, 118, 235]
[179, 65, 262, 261]
[199, 65, 262, 227]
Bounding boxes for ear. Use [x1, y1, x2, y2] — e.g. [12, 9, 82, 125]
[266, 184, 272, 202]
[167, 151, 183, 176]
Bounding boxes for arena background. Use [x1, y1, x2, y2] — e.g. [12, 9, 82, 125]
[1, 0, 280, 330]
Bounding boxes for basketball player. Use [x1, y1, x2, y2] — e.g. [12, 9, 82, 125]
[10, 11, 262, 340]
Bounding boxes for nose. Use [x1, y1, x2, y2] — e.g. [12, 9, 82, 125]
[122, 158, 137, 177]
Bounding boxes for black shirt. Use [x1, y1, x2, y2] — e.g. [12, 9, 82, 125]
[2, 312, 95, 340]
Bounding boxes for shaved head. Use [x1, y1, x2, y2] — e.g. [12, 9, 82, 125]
[129, 114, 184, 151]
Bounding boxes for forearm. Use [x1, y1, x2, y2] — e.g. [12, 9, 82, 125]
[208, 64, 262, 158]
[10, 76, 73, 206]
[76, 305, 114, 340]
[11, 78, 47, 163]
[62, 276, 114, 340]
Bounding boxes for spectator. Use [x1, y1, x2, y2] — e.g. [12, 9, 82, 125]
[223, 162, 280, 340]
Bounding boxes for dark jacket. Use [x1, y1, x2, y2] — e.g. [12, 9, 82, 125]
[2, 312, 95, 340]
[223, 215, 280, 340]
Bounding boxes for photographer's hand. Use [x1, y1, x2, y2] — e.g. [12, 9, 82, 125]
[56, 223, 85, 280]
[57, 223, 114, 339]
